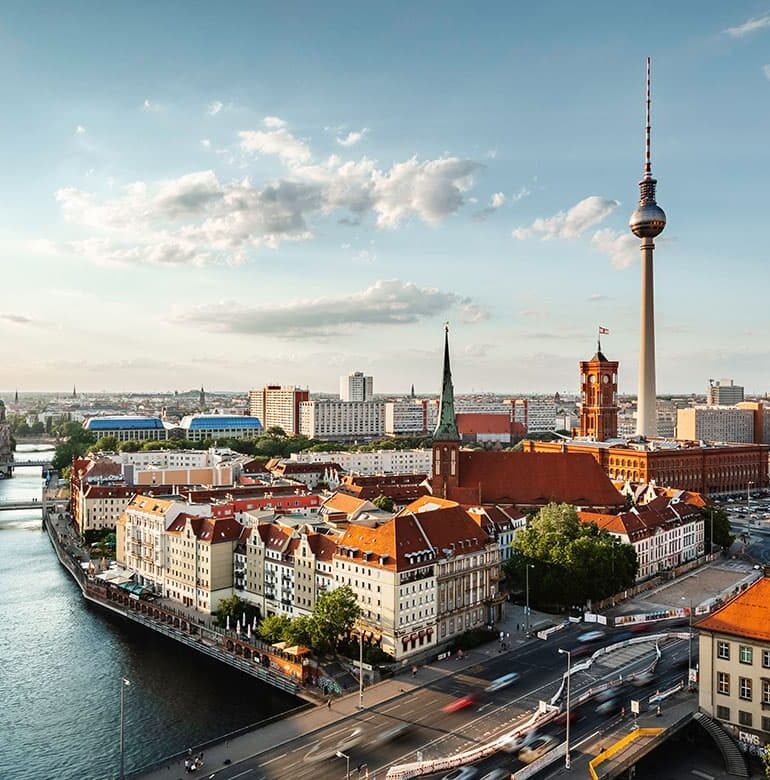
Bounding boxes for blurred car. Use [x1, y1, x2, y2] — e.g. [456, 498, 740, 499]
[518, 735, 558, 764]
[631, 670, 655, 687]
[371, 722, 412, 746]
[595, 697, 621, 715]
[442, 768, 479, 780]
[596, 688, 618, 702]
[554, 707, 580, 725]
[336, 727, 363, 752]
[442, 694, 478, 714]
[578, 630, 605, 643]
[480, 770, 509, 780]
[485, 672, 521, 692]
[499, 729, 537, 754]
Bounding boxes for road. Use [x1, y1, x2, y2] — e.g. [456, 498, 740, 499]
[200, 625, 692, 780]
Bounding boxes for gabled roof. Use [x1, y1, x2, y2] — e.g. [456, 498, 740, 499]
[400, 495, 459, 514]
[578, 502, 703, 541]
[696, 577, 770, 643]
[307, 532, 337, 561]
[167, 513, 243, 544]
[322, 491, 373, 516]
[447, 451, 624, 507]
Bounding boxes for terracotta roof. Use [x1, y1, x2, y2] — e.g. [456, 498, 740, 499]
[342, 474, 427, 488]
[447, 451, 624, 507]
[578, 503, 703, 541]
[322, 492, 371, 515]
[335, 506, 492, 572]
[127, 494, 176, 515]
[341, 483, 429, 502]
[307, 532, 337, 561]
[456, 413, 512, 435]
[83, 485, 135, 499]
[696, 577, 770, 643]
[401, 495, 459, 514]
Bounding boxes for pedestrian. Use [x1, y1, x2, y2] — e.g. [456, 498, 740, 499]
[327, 698, 332, 709]
[412, 665, 417, 678]
[517, 623, 520, 632]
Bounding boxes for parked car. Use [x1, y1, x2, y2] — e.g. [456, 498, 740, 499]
[518, 735, 558, 764]
[442, 768, 479, 780]
[485, 672, 521, 692]
[442, 694, 479, 714]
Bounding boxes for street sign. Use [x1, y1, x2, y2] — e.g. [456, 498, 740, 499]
[630, 699, 640, 715]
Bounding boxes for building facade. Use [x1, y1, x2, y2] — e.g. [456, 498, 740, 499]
[578, 346, 619, 441]
[677, 406, 755, 444]
[340, 371, 374, 402]
[290, 448, 432, 475]
[384, 400, 427, 436]
[697, 576, 770, 757]
[83, 415, 168, 442]
[179, 414, 262, 442]
[247, 385, 309, 435]
[298, 400, 384, 440]
[708, 379, 744, 407]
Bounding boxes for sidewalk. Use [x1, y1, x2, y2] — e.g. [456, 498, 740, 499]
[134, 604, 555, 779]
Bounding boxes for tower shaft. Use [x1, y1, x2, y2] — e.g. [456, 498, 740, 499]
[637, 238, 657, 437]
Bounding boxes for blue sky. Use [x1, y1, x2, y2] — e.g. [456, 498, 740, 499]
[1, 1, 769, 395]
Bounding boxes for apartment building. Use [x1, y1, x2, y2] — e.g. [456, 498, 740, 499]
[75, 485, 136, 535]
[707, 379, 745, 407]
[298, 400, 385, 440]
[248, 385, 309, 435]
[340, 371, 373, 402]
[677, 406, 755, 444]
[333, 505, 503, 660]
[697, 576, 770, 756]
[579, 502, 704, 581]
[290, 448, 432, 475]
[511, 398, 558, 434]
[384, 400, 426, 436]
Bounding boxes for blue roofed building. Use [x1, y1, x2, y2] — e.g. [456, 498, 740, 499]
[179, 414, 263, 442]
[84, 415, 168, 442]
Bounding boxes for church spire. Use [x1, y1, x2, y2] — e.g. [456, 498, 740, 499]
[433, 324, 459, 441]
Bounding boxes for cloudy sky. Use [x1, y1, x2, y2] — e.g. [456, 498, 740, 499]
[2, 2, 769, 395]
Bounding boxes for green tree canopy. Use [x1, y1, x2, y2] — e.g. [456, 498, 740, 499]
[283, 615, 315, 647]
[704, 508, 733, 551]
[258, 614, 292, 643]
[372, 494, 395, 512]
[214, 595, 260, 629]
[89, 436, 120, 453]
[311, 586, 361, 653]
[505, 502, 637, 611]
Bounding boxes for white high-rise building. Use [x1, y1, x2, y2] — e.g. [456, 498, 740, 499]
[340, 371, 373, 402]
[677, 406, 755, 443]
[247, 385, 309, 435]
[384, 400, 426, 435]
[299, 400, 384, 440]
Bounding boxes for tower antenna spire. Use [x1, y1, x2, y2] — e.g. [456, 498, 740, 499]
[645, 56, 652, 178]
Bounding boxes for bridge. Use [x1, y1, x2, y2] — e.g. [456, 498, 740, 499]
[10, 460, 53, 469]
[0, 500, 44, 512]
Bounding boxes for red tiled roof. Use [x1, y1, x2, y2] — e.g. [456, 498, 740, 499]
[83, 485, 135, 498]
[696, 577, 770, 643]
[307, 532, 337, 561]
[447, 451, 624, 507]
[336, 506, 491, 571]
[456, 413, 512, 435]
[578, 502, 703, 541]
[167, 513, 244, 543]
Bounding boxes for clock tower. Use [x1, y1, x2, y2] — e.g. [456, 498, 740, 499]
[579, 339, 619, 441]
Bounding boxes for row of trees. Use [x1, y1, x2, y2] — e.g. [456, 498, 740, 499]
[216, 587, 362, 658]
[504, 503, 638, 612]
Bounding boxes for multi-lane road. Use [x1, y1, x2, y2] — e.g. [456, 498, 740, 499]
[202, 625, 692, 780]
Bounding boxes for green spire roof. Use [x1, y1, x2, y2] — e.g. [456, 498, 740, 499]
[433, 325, 459, 441]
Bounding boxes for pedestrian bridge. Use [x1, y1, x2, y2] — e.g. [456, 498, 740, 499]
[9, 460, 53, 469]
[0, 500, 44, 512]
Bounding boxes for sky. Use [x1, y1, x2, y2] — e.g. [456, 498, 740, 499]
[2, 1, 770, 396]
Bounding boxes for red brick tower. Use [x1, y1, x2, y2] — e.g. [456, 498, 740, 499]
[579, 338, 619, 441]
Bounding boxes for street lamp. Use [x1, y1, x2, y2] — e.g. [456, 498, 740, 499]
[119, 677, 130, 780]
[681, 597, 693, 688]
[336, 750, 350, 780]
[525, 563, 535, 634]
[558, 648, 572, 769]
[709, 508, 714, 555]
[747, 481, 755, 544]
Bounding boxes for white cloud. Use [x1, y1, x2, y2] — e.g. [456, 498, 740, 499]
[263, 116, 287, 129]
[143, 99, 160, 112]
[510, 186, 530, 202]
[591, 228, 638, 269]
[0, 313, 35, 325]
[512, 196, 619, 240]
[238, 128, 312, 165]
[75, 125, 86, 135]
[200, 139, 211, 148]
[206, 101, 224, 116]
[724, 14, 770, 37]
[490, 192, 505, 209]
[171, 279, 487, 338]
[56, 123, 482, 266]
[336, 128, 368, 147]
[764, 64, 770, 80]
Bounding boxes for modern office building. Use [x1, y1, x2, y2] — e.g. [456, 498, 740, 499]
[340, 371, 374, 402]
[677, 406, 755, 444]
[83, 415, 168, 442]
[298, 400, 384, 440]
[178, 414, 262, 442]
[708, 379, 745, 407]
[247, 385, 309, 435]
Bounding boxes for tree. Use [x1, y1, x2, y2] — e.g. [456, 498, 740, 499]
[214, 595, 260, 629]
[761, 743, 770, 779]
[505, 502, 637, 611]
[704, 508, 733, 551]
[118, 440, 141, 452]
[266, 425, 287, 438]
[89, 436, 120, 453]
[372, 494, 395, 512]
[283, 615, 316, 647]
[258, 614, 292, 643]
[311, 586, 361, 653]
[51, 424, 96, 471]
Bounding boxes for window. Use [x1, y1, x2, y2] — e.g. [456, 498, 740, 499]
[763, 649, 770, 669]
[739, 711, 753, 727]
[763, 680, 770, 705]
[717, 640, 730, 660]
[718, 672, 730, 696]
[762, 716, 770, 733]
[740, 645, 753, 665]
[739, 677, 752, 701]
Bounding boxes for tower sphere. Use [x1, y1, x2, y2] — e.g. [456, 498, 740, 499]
[629, 200, 666, 238]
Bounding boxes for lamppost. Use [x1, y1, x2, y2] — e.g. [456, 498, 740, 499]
[747, 481, 754, 545]
[525, 563, 535, 634]
[709, 508, 714, 555]
[558, 648, 572, 769]
[681, 596, 693, 689]
[336, 750, 350, 780]
[119, 677, 130, 780]
[357, 624, 364, 709]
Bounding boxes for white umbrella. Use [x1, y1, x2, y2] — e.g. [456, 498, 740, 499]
[236, 619, 241, 634]
[252, 616, 257, 631]
[247, 625, 252, 639]
[242, 611, 246, 626]
[226, 615, 230, 631]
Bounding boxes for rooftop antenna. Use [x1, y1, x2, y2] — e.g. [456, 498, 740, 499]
[644, 56, 652, 179]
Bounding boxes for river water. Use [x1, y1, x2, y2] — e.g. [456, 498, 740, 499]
[0, 447, 299, 780]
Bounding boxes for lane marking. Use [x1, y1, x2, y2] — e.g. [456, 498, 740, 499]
[226, 770, 255, 780]
[257, 753, 286, 767]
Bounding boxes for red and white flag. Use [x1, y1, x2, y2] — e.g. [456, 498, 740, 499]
[598, 326, 610, 335]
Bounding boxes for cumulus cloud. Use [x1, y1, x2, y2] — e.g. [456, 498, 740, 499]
[56, 120, 482, 266]
[143, 99, 160, 112]
[238, 127, 312, 165]
[724, 14, 770, 37]
[263, 116, 287, 129]
[200, 139, 211, 148]
[75, 125, 86, 135]
[591, 228, 638, 269]
[336, 128, 368, 147]
[512, 196, 619, 240]
[473, 191, 508, 221]
[171, 279, 487, 338]
[206, 101, 224, 116]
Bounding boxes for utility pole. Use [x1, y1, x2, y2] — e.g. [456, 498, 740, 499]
[558, 648, 572, 769]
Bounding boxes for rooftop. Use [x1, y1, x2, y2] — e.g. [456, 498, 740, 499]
[696, 576, 770, 643]
[180, 414, 263, 430]
[85, 415, 165, 430]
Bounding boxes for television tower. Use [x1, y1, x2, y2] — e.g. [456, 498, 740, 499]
[629, 57, 666, 438]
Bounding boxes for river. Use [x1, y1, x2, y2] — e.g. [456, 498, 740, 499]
[0, 446, 299, 780]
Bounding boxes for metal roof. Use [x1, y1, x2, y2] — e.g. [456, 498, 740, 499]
[180, 415, 262, 430]
[85, 416, 165, 431]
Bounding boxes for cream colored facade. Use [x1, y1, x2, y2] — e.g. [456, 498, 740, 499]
[677, 406, 754, 444]
[77, 487, 134, 533]
[699, 630, 770, 751]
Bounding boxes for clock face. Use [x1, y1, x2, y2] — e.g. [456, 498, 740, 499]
[589, 375, 596, 384]
[602, 375, 609, 384]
